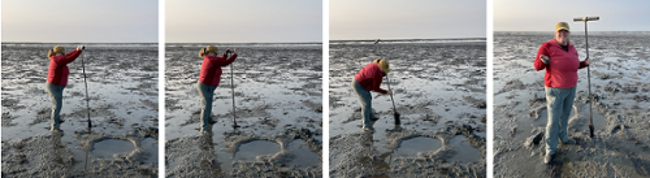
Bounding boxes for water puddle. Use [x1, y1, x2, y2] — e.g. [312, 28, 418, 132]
[394, 137, 442, 157]
[286, 139, 320, 167]
[232, 140, 281, 161]
[90, 139, 135, 159]
[448, 135, 481, 163]
[142, 138, 158, 163]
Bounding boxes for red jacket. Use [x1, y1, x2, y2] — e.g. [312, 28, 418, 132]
[48, 49, 82, 86]
[199, 53, 237, 86]
[355, 63, 388, 94]
[534, 40, 588, 88]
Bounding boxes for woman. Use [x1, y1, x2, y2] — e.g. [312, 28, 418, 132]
[47, 45, 84, 132]
[197, 45, 237, 134]
[352, 58, 393, 131]
[534, 22, 591, 164]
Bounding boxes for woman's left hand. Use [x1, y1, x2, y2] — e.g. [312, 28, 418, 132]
[584, 57, 591, 65]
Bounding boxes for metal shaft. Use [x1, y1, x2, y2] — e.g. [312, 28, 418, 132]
[386, 74, 397, 111]
[230, 58, 237, 127]
[81, 53, 92, 128]
[585, 21, 593, 127]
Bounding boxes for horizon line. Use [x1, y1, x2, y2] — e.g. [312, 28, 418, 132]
[330, 37, 486, 41]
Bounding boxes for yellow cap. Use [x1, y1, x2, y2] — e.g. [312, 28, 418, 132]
[48, 45, 66, 57]
[373, 58, 390, 73]
[555, 22, 570, 32]
[199, 45, 219, 57]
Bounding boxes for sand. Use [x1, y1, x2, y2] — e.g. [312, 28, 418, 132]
[493, 32, 650, 177]
[1, 43, 159, 177]
[329, 39, 487, 177]
[164, 44, 323, 177]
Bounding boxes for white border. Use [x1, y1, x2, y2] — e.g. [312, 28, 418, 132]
[158, 0, 166, 177]
[322, 0, 330, 177]
[487, 0, 494, 177]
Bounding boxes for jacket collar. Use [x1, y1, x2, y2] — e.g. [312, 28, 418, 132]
[549, 39, 573, 49]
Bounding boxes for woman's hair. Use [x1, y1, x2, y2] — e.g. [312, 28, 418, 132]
[48, 46, 66, 58]
[48, 49, 55, 58]
[199, 45, 219, 58]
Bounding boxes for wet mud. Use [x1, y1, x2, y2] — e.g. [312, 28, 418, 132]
[1, 43, 159, 177]
[164, 44, 322, 177]
[329, 40, 487, 177]
[493, 32, 650, 177]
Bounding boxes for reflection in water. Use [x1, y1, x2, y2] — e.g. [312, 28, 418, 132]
[83, 127, 90, 170]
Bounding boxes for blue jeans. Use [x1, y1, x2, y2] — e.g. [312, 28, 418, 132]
[197, 81, 217, 131]
[545, 86, 576, 155]
[351, 80, 376, 129]
[46, 82, 65, 131]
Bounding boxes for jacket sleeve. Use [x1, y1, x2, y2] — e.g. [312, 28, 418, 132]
[534, 44, 548, 71]
[53, 49, 81, 64]
[579, 60, 588, 69]
[372, 71, 388, 94]
[208, 53, 237, 67]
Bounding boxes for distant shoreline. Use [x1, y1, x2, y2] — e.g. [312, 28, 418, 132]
[1, 42, 157, 44]
[495, 31, 650, 35]
[330, 37, 486, 43]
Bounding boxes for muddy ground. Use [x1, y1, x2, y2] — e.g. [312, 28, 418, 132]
[493, 32, 650, 177]
[329, 40, 487, 177]
[1, 44, 159, 177]
[164, 44, 322, 177]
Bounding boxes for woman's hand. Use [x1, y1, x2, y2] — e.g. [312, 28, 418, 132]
[540, 55, 550, 64]
[77, 45, 85, 51]
[233, 48, 237, 54]
[584, 57, 591, 65]
[385, 90, 393, 95]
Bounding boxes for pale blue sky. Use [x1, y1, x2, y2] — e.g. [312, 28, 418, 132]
[495, 0, 650, 31]
[330, 0, 486, 40]
[166, 0, 322, 43]
[2, 0, 158, 43]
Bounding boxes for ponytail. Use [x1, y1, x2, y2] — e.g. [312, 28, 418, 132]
[199, 48, 207, 58]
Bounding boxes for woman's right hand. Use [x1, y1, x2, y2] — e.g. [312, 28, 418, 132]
[540, 55, 550, 64]
[386, 90, 393, 95]
[77, 45, 85, 51]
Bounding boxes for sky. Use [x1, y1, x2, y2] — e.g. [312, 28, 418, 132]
[495, 0, 650, 32]
[330, 0, 486, 40]
[2, 0, 158, 43]
[166, 0, 322, 43]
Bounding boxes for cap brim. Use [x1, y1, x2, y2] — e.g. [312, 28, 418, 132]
[556, 27, 570, 32]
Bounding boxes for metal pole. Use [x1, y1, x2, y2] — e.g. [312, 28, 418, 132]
[585, 21, 594, 137]
[81, 52, 92, 128]
[230, 56, 238, 129]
